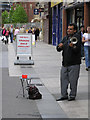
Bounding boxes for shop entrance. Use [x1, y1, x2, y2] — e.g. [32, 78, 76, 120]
[75, 7, 84, 31]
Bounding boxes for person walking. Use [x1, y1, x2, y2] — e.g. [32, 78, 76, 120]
[36, 28, 40, 41]
[56, 23, 81, 101]
[34, 28, 40, 41]
[28, 28, 32, 33]
[9, 25, 15, 43]
[14, 27, 19, 40]
[2, 26, 6, 42]
[5, 27, 10, 44]
[82, 26, 90, 71]
[19, 26, 26, 33]
[34, 27, 39, 46]
[78, 26, 85, 59]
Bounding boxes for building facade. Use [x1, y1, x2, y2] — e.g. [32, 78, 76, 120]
[13, 2, 36, 22]
[42, 2, 52, 44]
[21, 2, 36, 22]
[0, 2, 11, 12]
[63, 1, 90, 37]
[51, 2, 63, 45]
[48, 0, 90, 46]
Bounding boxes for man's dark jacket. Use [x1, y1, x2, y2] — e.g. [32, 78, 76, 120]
[56, 34, 81, 67]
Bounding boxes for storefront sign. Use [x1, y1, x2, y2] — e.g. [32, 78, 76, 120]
[34, 9, 39, 15]
[51, 1, 63, 7]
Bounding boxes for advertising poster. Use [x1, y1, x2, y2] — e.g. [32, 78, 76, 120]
[16, 34, 32, 56]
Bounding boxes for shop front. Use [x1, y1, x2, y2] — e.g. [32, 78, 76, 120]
[63, 2, 90, 37]
[66, 3, 84, 31]
[51, 2, 63, 46]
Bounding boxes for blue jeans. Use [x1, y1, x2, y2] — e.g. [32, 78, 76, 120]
[10, 33, 13, 43]
[84, 46, 90, 68]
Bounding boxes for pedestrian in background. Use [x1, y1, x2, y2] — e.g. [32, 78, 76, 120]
[56, 23, 81, 101]
[2, 26, 6, 42]
[19, 26, 26, 33]
[78, 25, 85, 59]
[9, 25, 15, 43]
[34, 28, 40, 41]
[34, 27, 39, 46]
[28, 27, 32, 33]
[32, 27, 35, 34]
[82, 26, 90, 71]
[37, 28, 40, 41]
[5, 27, 10, 44]
[14, 27, 19, 40]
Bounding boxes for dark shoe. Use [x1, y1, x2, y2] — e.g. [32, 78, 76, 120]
[68, 97, 75, 101]
[86, 68, 89, 71]
[56, 96, 68, 101]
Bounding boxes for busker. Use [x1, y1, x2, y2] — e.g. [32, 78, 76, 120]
[56, 23, 81, 101]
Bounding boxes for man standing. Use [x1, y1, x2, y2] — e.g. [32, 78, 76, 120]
[56, 23, 81, 101]
[9, 25, 15, 43]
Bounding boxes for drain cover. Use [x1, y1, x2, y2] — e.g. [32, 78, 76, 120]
[17, 113, 41, 117]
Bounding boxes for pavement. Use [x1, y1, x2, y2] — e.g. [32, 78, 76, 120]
[0, 36, 89, 119]
[0, 37, 2, 120]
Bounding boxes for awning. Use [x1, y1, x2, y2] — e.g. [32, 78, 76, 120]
[64, 2, 84, 10]
[51, 0, 63, 7]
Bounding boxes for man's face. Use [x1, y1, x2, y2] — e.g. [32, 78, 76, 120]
[67, 26, 76, 36]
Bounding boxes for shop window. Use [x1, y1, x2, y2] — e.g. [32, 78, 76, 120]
[24, 4, 26, 8]
[75, 7, 84, 30]
[30, 4, 32, 9]
[67, 9, 75, 25]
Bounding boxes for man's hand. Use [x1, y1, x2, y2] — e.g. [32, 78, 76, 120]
[58, 43, 63, 48]
[69, 43, 73, 47]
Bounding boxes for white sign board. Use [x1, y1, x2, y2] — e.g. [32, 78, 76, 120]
[16, 34, 32, 56]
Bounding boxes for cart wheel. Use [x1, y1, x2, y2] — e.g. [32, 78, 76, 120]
[17, 56, 19, 60]
[29, 57, 31, 60]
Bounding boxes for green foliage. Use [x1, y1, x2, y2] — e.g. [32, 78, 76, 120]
[2, 4, 28, 24]
[2, 10, 9, 24]
[8, 6, 14, 23]
[12, 4, 28, 23]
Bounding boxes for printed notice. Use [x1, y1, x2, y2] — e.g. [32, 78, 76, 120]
[16, 34, 32, 56]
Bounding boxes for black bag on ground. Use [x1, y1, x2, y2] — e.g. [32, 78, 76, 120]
[28, 85, 42, 100]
